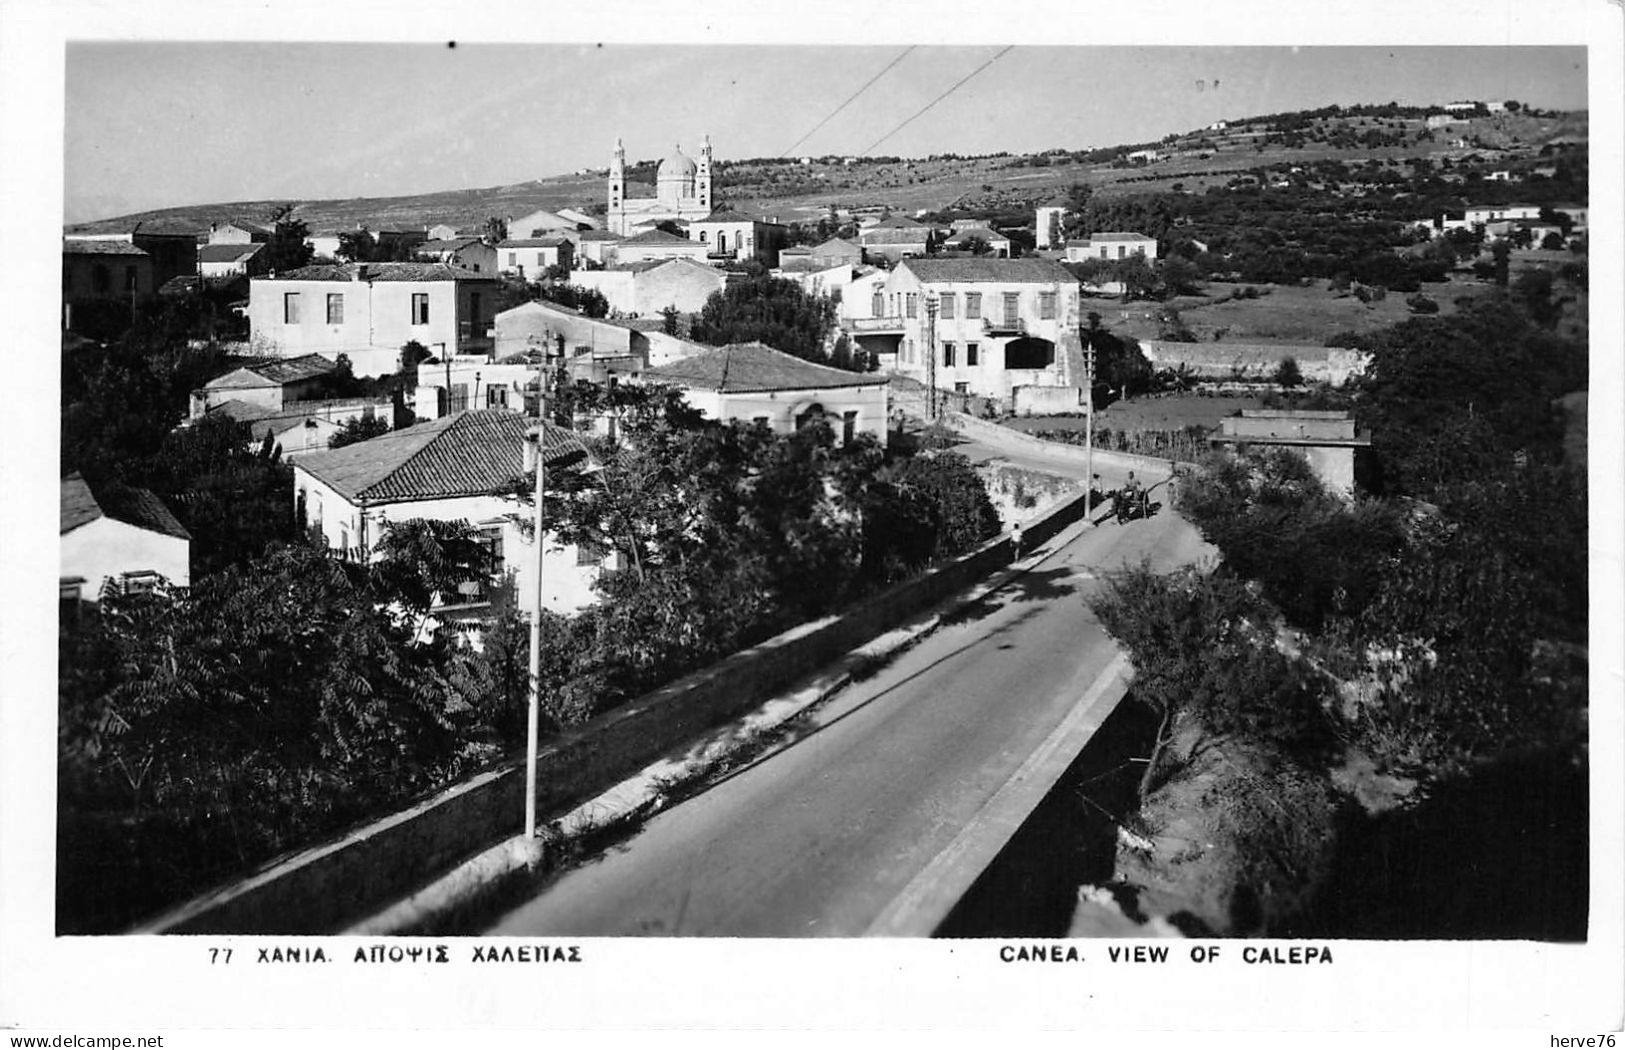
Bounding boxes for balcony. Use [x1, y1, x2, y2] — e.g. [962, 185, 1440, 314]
[983, 316, 1027, 336]
[847, 315, 907, 335]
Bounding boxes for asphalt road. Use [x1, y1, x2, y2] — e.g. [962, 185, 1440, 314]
[482, 504, 1213, 937]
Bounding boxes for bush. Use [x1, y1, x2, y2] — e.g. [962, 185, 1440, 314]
[1404, 293, 1439, 315]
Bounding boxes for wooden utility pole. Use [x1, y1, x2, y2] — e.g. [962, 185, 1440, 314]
[924, 293, 939, 420]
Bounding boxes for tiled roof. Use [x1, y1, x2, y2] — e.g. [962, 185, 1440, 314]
[642, 342, 887, 394]
[498, 238, 571, 248]
[812, 237, 862, 254]
[200, 354, 336, 389]
[873, 215, 924, 229]
[206, 399, 274, 422]
[1088, 232, 1156, 242]
[198, 243, 264, 263]
[859, 228, 930, 245]
[416, 238, 483, 252]
[294, 410, 589, 504]
[944, 227, 1007, 243]
[900, 258, 1079, 285]
[621, 229, 695, 245]
[62, 239, 150, 257]
[266, 262, 495, 282]
[61, 472, 190, 540]
[575, 229, 624, 242]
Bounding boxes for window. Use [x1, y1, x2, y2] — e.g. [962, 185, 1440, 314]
[699, 231, 708, 243]
[577, 541, 607, 567]
[871, 290, 884, 316]
[411, 292, 430, 325]
[1117, 245, 1126, 259]
[1003, 292, 1020, 325]
[943, 341, 956, 367]
[487, 386, 509, 409]
[508, 253, 518, 267]
[326, 293, 344, 325]
[966, 341, 979, 366]
[449, 383, 469, 413]
[905, 293, 918, 319]
[903, 338, 914, 363]
[1039, 292, 1056, 320]
[284, 292, 301, 324]
[842, 411, 857, 446]
[120, 571, 161, 596]
[940, 293, 956, 319]
[965, 292, 981, 319]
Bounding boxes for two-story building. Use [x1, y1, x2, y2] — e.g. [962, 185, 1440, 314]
[496, 237, 574, 278]
[870, 258, 1084, 410]
[858, 216, 932, 263]
[247, 262, 498, 378]
[290, 410, 602, 614]
[639, 342, 889, 447]
[687, 207, 789, 267]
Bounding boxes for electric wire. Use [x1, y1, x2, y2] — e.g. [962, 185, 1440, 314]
[856, 45, 1015, 157]
[779, 46, 917, 159]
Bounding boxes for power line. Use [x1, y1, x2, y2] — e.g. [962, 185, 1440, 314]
[780, 47, 916, 158]
[857, 45, 1014, 157]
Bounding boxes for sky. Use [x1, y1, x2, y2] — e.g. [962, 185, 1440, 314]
[63, 42, 1587, 223]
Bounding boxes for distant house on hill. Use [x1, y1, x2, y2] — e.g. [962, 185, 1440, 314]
[61, 472, 190, 608]
[1065, 232, 1158, 263]
[941, 226, 1012, 258]
[198, 242, 269, 278]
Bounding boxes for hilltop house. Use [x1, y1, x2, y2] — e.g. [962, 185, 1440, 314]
[853, 257, 1084, 412]
[291, 410, 602, 614]
[207, 221, 270, 245]
[1065, 232, 1159, 263]
[638, 342, 889, 446]
[61, 472, 190, 607]
[941, 227, 1012, 257]
[247, 262, 498, 378]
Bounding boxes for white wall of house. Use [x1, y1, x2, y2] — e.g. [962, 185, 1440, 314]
[292, 471, 604, 613]
[414, 360, 534, 420]
[267, 417, 343, 459]
[670, 384, 889, 445]
[248, 276, 494, 378]
[1035, 206, 1067, 249]
[499, 244, 570, 277]
[61, 518, 190, 597]
[615, 240, 710, 266]
[881, 269, 1079, 401]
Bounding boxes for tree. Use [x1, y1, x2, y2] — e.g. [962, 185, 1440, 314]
[690, 272, 841, 366]
[263, 204, 313, 273]
[328, 415, 393, 449]
[962, 235, 992, 256]
[1273, 356, 1304, 388]
[337, 228, 378, 263]
[481, 215, 508, 245]
[1115, 253, 1158, 301]
[1158, 256, 1204, 298]
[536, 282, 609, 318]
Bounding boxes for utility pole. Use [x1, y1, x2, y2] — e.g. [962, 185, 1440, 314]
[924, 293, 939, 420]
[522, 351, 551, 840]
[1083, 323, 1096, 515]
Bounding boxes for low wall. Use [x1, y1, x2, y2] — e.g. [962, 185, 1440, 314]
[139, 487, 1093, 935]
[1138, 340, 1370, 386]
[947, 411, 1177, 479]
[1012, 385, 1082, 416]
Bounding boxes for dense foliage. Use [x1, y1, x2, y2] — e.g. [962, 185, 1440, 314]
[690, 270, 843, 366]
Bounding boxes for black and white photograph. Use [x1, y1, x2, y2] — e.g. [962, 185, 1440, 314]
[2, 0, 1621, 1042]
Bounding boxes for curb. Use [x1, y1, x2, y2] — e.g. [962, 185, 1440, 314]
[345, 509, 1108, 936]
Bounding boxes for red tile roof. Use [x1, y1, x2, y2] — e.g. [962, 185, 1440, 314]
[294, 410, 588, 504]
[642, 342, 887, 394]
[61, 472, 190, 540]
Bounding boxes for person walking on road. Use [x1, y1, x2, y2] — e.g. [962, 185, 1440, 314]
[1011, 521, 1023, 562]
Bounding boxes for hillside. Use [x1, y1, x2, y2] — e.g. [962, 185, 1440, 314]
[65, 105, 1586, 236]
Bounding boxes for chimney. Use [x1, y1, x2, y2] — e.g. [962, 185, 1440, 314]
[354, 264, 370, 282]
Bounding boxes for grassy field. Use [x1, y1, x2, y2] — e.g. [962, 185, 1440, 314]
[1089, 277, 1484, 346]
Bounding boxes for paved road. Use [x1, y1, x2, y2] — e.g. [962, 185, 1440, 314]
[482, 504, 1213, 937]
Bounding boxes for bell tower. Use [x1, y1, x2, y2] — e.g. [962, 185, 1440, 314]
[608, 137, 626, 234]
[697, 134, 713, 212]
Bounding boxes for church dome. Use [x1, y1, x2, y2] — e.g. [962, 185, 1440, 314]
[658, 147, 697, 181]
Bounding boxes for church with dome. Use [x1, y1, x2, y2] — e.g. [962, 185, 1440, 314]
[606, 136, 716, 237]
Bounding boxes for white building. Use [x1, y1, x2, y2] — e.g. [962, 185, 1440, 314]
[247, 262, 499, 378]
[1065, 232, 1159, 263]
[291, 410, 603, 613]
[638, 342, 890, 446]
[60, 472, 190, 605]
[862, 257, 1084, 409]
[1035, 200, 1069, 250]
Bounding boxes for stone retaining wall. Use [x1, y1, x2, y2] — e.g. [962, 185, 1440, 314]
[137, 486, 1096, 935]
